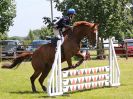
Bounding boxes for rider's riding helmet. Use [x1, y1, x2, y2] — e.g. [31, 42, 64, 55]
[67, 8, 76, 15]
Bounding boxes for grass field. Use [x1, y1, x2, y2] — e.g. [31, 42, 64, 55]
[0, 57, 133, 99]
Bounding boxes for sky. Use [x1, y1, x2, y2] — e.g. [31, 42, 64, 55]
[8, 0, 62, 37]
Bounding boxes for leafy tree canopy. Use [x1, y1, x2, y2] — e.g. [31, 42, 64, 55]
[26, 27, 52, 41]
[0, 0, 16, 40]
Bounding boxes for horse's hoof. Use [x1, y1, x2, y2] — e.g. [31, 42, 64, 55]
[42, 86, 47, 92]
[33, 90, 37, 93]
[71, 66, 76, 69]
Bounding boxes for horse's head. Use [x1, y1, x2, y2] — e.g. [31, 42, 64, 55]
[73, 21, 98, 47]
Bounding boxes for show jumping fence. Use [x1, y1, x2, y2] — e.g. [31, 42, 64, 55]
[47, 37, 120, 96]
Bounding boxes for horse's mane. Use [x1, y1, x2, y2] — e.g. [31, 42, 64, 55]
[73, 21, 94, 27]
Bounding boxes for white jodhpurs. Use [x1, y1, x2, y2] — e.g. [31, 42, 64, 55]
[53, 28, 64, 45]
[53, 28, 59, 37]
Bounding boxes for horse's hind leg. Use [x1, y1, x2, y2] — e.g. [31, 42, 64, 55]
[30, 70, 41, 92]
[38, 64, 52, 92]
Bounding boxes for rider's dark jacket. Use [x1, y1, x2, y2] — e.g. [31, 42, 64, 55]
[56, 16, 71, 29]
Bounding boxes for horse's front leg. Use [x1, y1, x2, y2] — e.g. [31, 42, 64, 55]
[73, 51, 85, 68]
[62, 58, 74, 71]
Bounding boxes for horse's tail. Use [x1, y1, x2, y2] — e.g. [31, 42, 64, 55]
[1, 52, 33, 69]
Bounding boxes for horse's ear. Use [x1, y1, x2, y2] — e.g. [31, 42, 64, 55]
[92, 23, 99, 28]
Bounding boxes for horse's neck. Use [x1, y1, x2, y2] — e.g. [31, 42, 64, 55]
[71, 32, 84, 44]
[64, 28, 85, 44]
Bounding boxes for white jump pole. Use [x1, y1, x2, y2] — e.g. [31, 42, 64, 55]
[48, 37, 120, 96]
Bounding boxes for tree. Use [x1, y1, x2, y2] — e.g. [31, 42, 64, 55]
[28, 30, 35, 41]
[125, 1, 133, 38]
[0, 32, 7, 40]
[26, 27, 52, 41]
[39, 27, 53, 39]
[0, 0, 16, 40]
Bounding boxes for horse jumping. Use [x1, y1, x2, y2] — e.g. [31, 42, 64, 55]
[1, 21, 98, 92]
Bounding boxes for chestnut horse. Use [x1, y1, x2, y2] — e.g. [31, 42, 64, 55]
[2, 21, 98, 92]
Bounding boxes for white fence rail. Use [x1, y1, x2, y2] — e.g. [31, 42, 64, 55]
[47, 37, 120, 96]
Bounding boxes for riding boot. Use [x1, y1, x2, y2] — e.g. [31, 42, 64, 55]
[54, 37, 61, 40]
[51, 37, 60, 47]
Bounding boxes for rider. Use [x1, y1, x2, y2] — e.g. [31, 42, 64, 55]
[53, 8, 76, 40]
